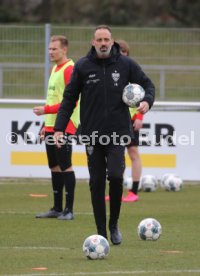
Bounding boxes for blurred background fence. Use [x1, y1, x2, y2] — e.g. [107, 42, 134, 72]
[0, 24, 200, 101]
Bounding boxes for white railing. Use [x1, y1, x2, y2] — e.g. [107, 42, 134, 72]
[0, 98, 45, 104]
[1, 98, 200, 112]
[153, 101, 200, 111]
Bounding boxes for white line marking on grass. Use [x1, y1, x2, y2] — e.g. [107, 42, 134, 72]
[0, 246, 69, 251]
[0, 211, 35, 215]
[2, 270, 200, 276]
[0, 211, 93, 215]
[0, 181, 50, 186]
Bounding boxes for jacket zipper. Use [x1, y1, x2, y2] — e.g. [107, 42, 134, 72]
[103, 63, 108, 120]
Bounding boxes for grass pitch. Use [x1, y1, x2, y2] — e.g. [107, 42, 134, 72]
[0, 178, 200, 276]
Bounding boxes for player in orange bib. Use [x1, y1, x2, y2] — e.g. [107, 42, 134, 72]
[33, 35, 79, 219]
[119, 40, 143, 202]
[105, 39, 143, 202]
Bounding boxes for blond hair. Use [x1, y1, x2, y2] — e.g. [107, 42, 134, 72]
[50, 35, 68, 47]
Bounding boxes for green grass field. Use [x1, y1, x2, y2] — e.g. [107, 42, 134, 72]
[0, 178, 200, 276]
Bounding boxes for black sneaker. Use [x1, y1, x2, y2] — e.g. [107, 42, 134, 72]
[58, 208, 74, 220]
[35, 208, 62, 218]
[110, 224, 122, 245]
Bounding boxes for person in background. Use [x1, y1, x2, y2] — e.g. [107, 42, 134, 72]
[105, 39, 144, 203]
[53, 25, 155, 245]
[33, 35, 79, 220]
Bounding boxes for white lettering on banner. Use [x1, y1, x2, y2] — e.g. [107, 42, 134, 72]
[5, 129, 195, 147]
[139, 128, 195, 147]
[7, 119, 195, 147]
[140, 123, 175, 146]
[0, 108, 200, 180]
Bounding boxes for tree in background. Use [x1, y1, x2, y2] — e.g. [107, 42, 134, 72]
[0, 0, 41, 22]
[169, 0, 200, 27]
[0, 0, 200, 27]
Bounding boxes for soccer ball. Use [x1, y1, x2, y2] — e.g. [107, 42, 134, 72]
[140, 175, 158, 192]
[160, 173, 171, 189]
[82, 235, 110, 260]
[161, 174, 183, 192]
[137, 218, 162, 241]
[122, 83, 145, 107]
[123, 177, 133, 190]
[138, 179, 142, 191]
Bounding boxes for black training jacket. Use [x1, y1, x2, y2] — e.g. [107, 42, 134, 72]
[54, 43, 155, 138]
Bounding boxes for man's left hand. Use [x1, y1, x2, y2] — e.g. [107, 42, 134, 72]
[137, 101, 149, 114]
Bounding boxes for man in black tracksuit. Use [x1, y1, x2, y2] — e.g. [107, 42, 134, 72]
[54, 25, 155, 245]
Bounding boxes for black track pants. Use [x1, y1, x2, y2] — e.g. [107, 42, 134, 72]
[86, 143, 125, 236]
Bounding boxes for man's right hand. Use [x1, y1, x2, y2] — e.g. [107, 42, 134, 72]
[39, 127, 45, 141]
[33, 106, 45, 116]
[54, 131, 64, 148]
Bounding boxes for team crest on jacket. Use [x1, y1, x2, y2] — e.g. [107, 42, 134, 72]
[86, 145, 94, 155]
[112, 70, 120, 86]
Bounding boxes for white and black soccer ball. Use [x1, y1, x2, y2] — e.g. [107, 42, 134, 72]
[140, 175, 158, 192]
[161, 174, 183, 192]
[123, 177, 133, 190]
[137, 218, 162, 241]
[160, 173, 171, 189]
[82, 234, 110, 260]
[138, 177, 143, 191]
[122, 83, 145, 107]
